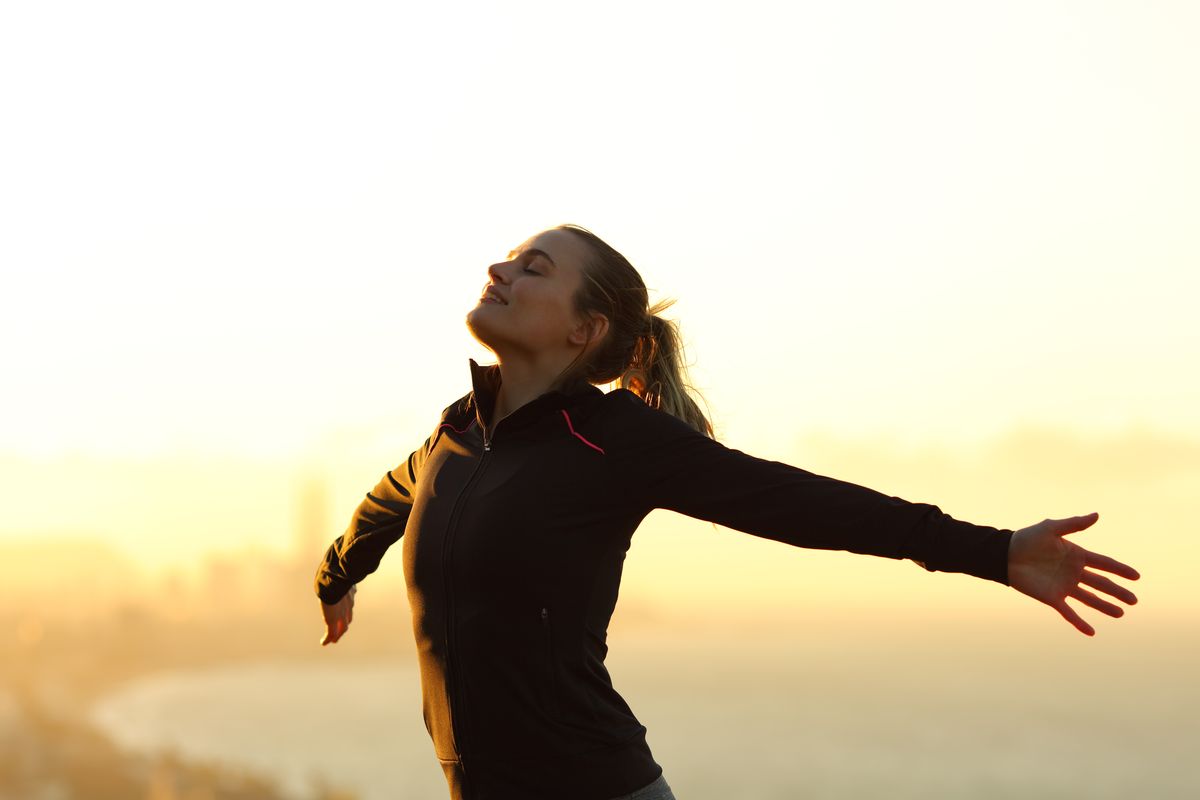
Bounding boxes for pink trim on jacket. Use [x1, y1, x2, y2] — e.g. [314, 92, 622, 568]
[431, 417, 477, 451]
[439, 419, 477, 434]
[560, 409, 606, 454]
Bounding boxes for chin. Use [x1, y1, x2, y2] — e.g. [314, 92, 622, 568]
[465, 311, 499, 349]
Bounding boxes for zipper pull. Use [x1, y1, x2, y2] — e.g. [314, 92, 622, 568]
[541, 607, 548, 623]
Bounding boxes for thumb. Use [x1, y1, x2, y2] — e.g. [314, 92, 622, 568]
[1055, 511, 1099, 536]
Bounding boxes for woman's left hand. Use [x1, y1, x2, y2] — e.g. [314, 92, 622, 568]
[1008, 512, 1140, 636]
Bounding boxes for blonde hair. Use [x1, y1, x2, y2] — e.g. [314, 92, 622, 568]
[554, 224, 714, 439]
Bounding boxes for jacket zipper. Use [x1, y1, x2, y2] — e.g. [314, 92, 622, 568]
[444, 419, 499, 796]
[442, 421, 494, 796]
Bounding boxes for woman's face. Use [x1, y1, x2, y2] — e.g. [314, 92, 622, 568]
[466, 229, 604, 360]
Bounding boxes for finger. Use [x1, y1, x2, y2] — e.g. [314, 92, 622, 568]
[1056, 512, 1099, 536]
[1083, 550, 1140, 580]
[1069, 584, 1124, 618]
[1079, 569, 1138, 605]
[1055, 598, 1095, 637]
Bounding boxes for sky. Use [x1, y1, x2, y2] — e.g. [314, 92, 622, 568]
[1, 0, 1195, 623]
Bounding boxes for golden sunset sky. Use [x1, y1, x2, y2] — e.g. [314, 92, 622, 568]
[2, 0, 1194, 628]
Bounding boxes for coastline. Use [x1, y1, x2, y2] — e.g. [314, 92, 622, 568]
[1, 603, 414, 800]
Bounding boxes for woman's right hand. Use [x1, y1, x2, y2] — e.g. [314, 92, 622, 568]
[320, 584, 357, 646]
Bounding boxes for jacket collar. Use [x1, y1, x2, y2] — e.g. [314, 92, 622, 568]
[468, 357, 600, 435]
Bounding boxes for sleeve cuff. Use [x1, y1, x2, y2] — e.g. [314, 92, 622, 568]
[913, 513, 1014, 586]
[315, 574, 352, 605]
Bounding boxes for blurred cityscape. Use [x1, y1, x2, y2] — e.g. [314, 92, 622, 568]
[0, 476, 401, 800]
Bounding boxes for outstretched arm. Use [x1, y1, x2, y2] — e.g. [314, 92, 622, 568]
[1007, 512, 1140, 636]
[314, 436, 432, 608]
[605, 393, 1142, 635]
[605, 392, 1013, 585]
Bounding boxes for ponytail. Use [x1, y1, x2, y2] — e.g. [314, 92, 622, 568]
[617, 300, 714, 439]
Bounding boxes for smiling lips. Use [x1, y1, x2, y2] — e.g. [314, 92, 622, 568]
[481, 286, 507, 305]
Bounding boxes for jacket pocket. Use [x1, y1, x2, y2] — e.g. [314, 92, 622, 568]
[540, 606, 561, 718]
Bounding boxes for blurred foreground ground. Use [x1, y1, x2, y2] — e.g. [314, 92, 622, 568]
[0, 537, 377, 800]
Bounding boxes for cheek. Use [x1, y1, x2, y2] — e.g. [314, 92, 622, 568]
[513, 283, 563, 314]
[512, 286, 574, 336]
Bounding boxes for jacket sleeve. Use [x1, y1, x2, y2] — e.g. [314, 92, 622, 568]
[606, 391, 1013, 586]
[314, 435, 433, 605]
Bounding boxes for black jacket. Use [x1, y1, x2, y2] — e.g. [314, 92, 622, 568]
[315, 358, 1014, 800]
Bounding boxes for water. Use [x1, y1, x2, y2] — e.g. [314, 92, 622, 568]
[87, 623, 1200, 799]
[89, 658, 444, 800]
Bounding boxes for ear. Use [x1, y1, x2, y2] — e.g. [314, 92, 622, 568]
[568, 310, 609, 348]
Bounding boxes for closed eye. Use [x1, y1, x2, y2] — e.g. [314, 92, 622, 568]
[523, 266, 541, 275]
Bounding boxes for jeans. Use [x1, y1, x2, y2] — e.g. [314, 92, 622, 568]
[604, 772, 677, 800]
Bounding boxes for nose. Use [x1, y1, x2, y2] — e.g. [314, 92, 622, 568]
[487, 259, 517, 284]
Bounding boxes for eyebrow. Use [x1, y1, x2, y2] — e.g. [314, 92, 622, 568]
[507, 247, 558, 270]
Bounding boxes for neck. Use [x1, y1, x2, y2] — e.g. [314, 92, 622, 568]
[488, 353, 580, 433]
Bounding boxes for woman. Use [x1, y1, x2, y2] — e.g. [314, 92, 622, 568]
[314, 224, 1140, 800]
